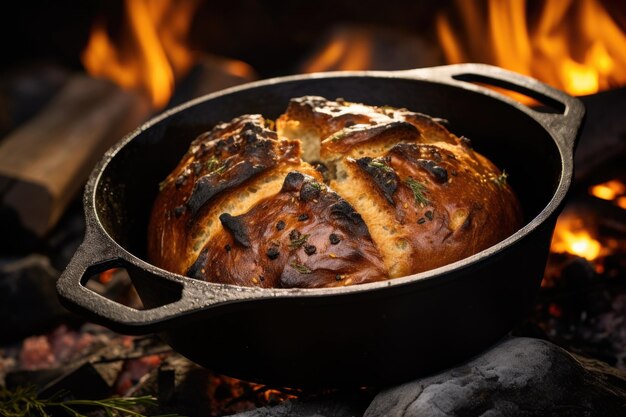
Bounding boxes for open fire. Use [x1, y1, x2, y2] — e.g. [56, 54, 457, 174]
[81, 0, 199, 108]
[78, 1, 626, 107]
[436, 0, 626, 96]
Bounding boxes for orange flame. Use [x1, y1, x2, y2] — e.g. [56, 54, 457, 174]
[437, 0, 626, 95]
[81, 0, 201, 108]
[301, 28, 372, 73]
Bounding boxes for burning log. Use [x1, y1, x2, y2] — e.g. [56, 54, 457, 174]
[0, 75, 150, 239]
[166, 54, 257, 108]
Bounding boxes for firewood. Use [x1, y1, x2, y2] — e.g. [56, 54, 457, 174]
[0, 75, 150, 237]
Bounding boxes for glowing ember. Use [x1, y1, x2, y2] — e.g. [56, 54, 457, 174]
[436, 0, 626, 95]
[553, 229, 601, 261]
[81, 0, 201, 108]
[590, 179, 626, 201]
[98, 268, 116, 284]
[551, 213, 602, 261]
[203, 373, 299, 415]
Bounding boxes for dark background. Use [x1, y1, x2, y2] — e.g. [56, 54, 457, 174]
[0, 0, 450, 76]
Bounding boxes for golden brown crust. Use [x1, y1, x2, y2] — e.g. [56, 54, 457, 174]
[148, 96, 523, 288]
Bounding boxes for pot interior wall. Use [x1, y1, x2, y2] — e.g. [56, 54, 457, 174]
[94, 76, 562, 261]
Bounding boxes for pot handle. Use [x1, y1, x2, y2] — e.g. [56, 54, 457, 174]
[56, 230, 259, 334]
[396, 64, 586, 157]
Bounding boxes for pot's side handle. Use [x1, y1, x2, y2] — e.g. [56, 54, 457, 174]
[56, 230, 259, 334]
[394, 64, 586, 157]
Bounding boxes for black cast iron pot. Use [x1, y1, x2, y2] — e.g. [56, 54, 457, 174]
[57, 64, 585, 388]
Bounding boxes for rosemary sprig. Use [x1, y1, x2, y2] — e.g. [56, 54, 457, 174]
[0, 385, 183, 417]
[206, 157, 227, 175]
[290, 261, 312, 274]
[289, 233, 310, 249]
[405, 177, 430, 207]
[492, 170, 508, 187]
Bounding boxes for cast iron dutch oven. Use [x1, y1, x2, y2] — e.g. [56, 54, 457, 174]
[57, 64, 585, 388]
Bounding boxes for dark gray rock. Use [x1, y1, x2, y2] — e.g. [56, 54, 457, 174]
[0, 255, 69, 342]
[365, 337, 626, 417]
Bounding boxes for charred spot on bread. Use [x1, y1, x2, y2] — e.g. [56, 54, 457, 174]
[299, 181, 322, 202]
[281, 171, 306, 192]
[219, 213, 251, 248]
[186, 161, 269, 217]
[417, 159, 448, 183]
[186, 248, 209, 279]
[355, 157, 399, 205]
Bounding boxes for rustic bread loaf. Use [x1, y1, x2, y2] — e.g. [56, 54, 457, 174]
[148, 97, 522, 288]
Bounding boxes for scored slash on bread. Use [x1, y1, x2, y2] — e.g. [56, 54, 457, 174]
[148, 96, 523, 288]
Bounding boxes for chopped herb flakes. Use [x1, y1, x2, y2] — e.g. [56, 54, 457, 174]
[406, 177, 430, 206]
[492, 170, 509, 187]
[290, 261, 312, 274]
[368, 160, 394, 173]
[206, 157, 219, 171]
